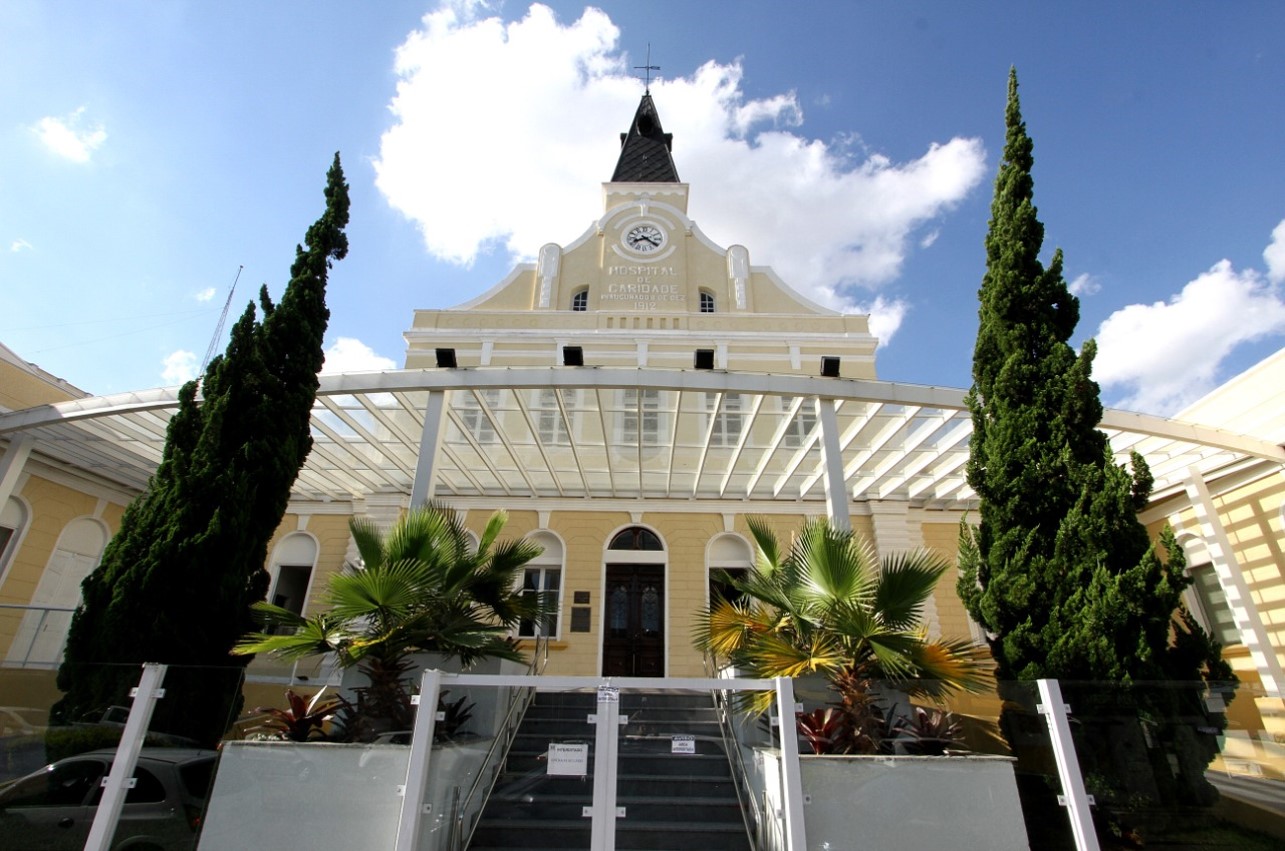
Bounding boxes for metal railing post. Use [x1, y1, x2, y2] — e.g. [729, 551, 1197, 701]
[774, 676, 807, 851]
[1037, 679, 1101, 851]
[590, 684, 622, 851]
[84, 663, 167, 851]
[395, 668, 444, 851]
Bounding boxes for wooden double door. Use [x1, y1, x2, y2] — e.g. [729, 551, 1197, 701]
[602, 564, 664, 676]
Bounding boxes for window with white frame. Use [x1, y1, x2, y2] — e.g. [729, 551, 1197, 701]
[622, 388, 662, 444]
[1189, 563, 1241, 647]
[519, 532, 564, 638]
[706, 392, 744, 447]
[0, 497, 27, 581]
[268, 533, 318, 633]
[571, 289, 588, 311]
[780, 395, 818, 447]
[699, 290, 716, 313]
[457, 388, 502, 443]
[707, 533, 753, 607]
[534, 388, 573, 445]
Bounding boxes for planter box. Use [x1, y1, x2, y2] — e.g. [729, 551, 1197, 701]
[759, 751, 1030, 851]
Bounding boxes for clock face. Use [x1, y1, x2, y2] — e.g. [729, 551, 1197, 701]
[624, 223, 666, 253]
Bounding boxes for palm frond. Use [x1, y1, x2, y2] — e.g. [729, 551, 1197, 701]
[746, 516, 781, 574]
[740, 632, 845, 680]
[699, 598, 772, 657]
[872, 550, 949, 631]
[348, 517, 386, 569]
[901, 638, 994, 696]
[476, 507, 508, 555]
[325, 557, 434, 622]
[794, 520, 877, 607]
[233, 611, 355, 662]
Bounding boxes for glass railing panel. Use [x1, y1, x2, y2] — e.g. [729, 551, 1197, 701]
[613, 685, 753, 851]
[202, 661, 408, 850]
[95, 664, 242, 851]
[408, 675, 509, 851]
[710, 671, 775, 849]
[443, 678, 538, 849]
[1057, 679, 1280, 850]
[0, 663, 63, 785]
[787, 677, 1062, 850]
[0, 662, 230, 851]
[453, 686, 596, 850]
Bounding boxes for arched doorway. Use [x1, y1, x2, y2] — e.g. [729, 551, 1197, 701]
[602, 526, 665, 676]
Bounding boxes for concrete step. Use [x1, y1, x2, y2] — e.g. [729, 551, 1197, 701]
[469, 690, 751, 851]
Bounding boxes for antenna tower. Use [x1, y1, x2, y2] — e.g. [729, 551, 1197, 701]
[200, 265, 242, 374]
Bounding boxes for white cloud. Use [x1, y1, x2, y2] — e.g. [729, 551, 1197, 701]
[374, 2, 986, 312]
[161, 350, 199, 386]
[194, 287, 216, 302]
[1068, 273, 1100, 297]
[919, 230, 940, 249]
[10, 238, 33, 253]
[32, 107, 107, 163]
[1093, 259, 1285, 414]
[322, 337, 397, 374]
[850, 296, 908, 349]
[1264, 219, 1285, 283]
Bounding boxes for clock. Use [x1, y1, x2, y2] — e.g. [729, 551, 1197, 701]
[624, 223, 666, 253]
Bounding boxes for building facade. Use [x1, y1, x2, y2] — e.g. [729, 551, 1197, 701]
[1, 97, 1282, 746]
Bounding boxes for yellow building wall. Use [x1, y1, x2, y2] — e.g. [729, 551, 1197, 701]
[0, 357, 83, 410]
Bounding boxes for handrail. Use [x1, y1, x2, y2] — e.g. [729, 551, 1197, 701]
[0, 603, 77, 668]
[706, 652, 765, 849]
[446, 631, 550, 850]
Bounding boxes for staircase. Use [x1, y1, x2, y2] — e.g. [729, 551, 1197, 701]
[467, 690, 753, 851]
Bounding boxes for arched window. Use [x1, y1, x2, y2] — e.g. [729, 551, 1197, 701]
[0, 496, 29, 584]
[571, 289, 589, 311]
[608, 527, 663, 551]
[707, 533, 753, 606]
[699, 290, 716, 313]
[1179, 536, 1241, 647]
[7, 517, 107, 666]
[519, 532, 564, 638]
[269, 533, 319, 619]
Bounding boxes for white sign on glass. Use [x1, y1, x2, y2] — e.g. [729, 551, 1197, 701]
[547, 742, 590, 776]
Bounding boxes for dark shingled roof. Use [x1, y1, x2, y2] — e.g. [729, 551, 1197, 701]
[610, 93, 680, 183]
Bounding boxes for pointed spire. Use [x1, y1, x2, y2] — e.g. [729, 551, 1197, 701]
[610, 93, 680, 183]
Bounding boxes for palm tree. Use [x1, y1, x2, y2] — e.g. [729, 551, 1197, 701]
[235, 502, 544, 736]
[696, 517, 990, 725]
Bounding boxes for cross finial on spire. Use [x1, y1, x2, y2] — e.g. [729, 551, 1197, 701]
[634, 43, 660, 93]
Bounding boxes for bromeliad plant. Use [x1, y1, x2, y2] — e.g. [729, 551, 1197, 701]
[248, 688, 342, 742]
[696, 516, 990, 750]
[235, 502, 544, 739]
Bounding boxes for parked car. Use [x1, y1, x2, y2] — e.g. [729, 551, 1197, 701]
[0, 747, 218, 850]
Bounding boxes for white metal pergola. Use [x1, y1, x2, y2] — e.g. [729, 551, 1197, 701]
[2, 366, 1281, 512]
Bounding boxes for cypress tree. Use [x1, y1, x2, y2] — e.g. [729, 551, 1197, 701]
[54, 154, 349, 745]
[957, 71, 1231, 815]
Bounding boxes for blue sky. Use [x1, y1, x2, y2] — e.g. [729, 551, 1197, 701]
[2, 1, 1283, 417]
